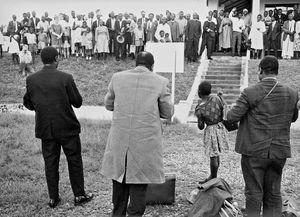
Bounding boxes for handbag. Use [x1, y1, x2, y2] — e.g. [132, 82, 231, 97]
[145, 173, 176, 205]
[217, 94, 239, 132]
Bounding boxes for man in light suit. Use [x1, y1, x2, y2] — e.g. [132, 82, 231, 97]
[102, 52, 174, 217]
[7, 15, 22, 36]
[226, 56, 299, 217]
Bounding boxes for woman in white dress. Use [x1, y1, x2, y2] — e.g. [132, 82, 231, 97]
[249, 14, 266, 59]
[8, 34, 20, 64]
[94, 20, 109, 60]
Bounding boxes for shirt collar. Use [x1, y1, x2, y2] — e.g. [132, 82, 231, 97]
[262, 77, 277, 81]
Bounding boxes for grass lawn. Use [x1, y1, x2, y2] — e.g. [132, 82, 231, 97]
[1, 114, 299, 216]
[248, 59, 300, 91]
[0, 54, 198, 105]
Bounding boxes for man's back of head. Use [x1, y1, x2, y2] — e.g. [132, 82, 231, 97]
[136, 51, 154, 71]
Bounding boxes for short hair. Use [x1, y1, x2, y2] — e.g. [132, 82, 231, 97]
[41, 47, 58, 64]
[198, 81, 212, 97]
[136, 52, 154, 69]
[259, 55, 279, 75]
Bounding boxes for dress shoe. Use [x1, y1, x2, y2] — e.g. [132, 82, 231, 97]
[74, 193, 94, 206]
[48, 197, 61, 208]
[208, 57, 213, 60]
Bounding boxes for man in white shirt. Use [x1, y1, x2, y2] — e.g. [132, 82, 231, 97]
[37, 16, 49, 33]
[230, 8, 245, 56]
[155, 17, 172, 42]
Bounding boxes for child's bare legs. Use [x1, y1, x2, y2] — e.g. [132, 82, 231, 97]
[82, 46, 85, 57]
[199, 156, 220, 184]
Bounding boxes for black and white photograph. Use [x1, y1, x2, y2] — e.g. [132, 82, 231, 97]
[0, 0, 300, 216]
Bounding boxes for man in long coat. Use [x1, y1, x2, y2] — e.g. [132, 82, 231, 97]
[101, 51, 174, 217]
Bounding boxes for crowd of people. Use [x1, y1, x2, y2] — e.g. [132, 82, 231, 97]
[0, 5, 300, 74]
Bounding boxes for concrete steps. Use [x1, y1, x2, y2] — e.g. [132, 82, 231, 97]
[187, 57, 242, 123]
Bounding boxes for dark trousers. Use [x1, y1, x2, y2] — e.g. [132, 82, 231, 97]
[41, 135, 85, 199]
[115, 40, 126, 60]
[232, 31, 242, 55]
[112, 179, 148, 217]
[267, 39, 279, 58]
[199, 34, 213, 58]
[187, 38, 199, 61]
[108, 31, 115, 54]
[241, 155, 286, 217]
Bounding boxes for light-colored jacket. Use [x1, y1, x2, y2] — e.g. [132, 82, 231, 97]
[101, 66, 174, 184]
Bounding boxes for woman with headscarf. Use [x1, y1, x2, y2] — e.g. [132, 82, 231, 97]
[219, 11, 232, 52]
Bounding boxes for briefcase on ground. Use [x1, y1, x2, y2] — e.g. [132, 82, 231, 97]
[145, 173, 176, 205]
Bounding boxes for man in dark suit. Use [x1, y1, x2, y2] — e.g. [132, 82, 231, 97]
[30, 11, 40, 32]
[138, 11, 149, 47]
[106, 11, 116, 55]
[226, 56, 299, 217]
[145, 13, 158, 42]
[185, 13, 202, 62]
[274, 9, 287, 25]
[23, 47, 93, 208]
[267, 16, 281, 58]
[199, 15, 216, 60]
[7, 15, 22, 36]
[115, 13, 126, 61]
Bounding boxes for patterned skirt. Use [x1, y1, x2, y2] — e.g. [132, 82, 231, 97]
[203, 122, 229, 157]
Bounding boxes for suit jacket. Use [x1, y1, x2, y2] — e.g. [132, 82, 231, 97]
[186, 19, 202, 40]
[274, 13, 287, 24]
[267, 21, 281, 40]
[7, 20, 22, 35]
[138, 17, 149, 29]
[101, 66, 174, 184]
[23, 65, 82, 139]
[227, 78, 299, 159]
[30, 17, 40, 30]
[146, 20, 158, 42]
[203, 20, 216, 38]
[92, 20, 100, 34]
[282, 20, 296, 42]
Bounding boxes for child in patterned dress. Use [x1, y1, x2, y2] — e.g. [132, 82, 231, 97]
[195, 81, 229, 184]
